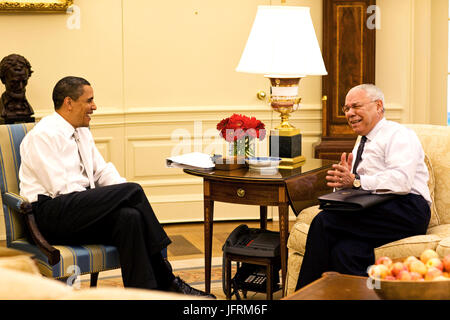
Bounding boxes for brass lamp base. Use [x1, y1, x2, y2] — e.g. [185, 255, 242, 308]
[269, 128, 304, 169]
[267, 76, 305, 169]
[278, 155, 306, 170]
[268, 77, 302, 130]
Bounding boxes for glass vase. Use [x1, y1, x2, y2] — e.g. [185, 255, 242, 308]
[228, 137, 255, 158]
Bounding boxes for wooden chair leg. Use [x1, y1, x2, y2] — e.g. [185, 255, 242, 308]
[90, 272, 99, 287]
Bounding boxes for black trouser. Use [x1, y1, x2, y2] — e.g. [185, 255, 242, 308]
[296, 193, 430, 290]
[32, 182, 172, 290]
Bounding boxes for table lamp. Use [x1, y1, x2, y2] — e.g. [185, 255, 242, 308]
[236, 5, 327, 169]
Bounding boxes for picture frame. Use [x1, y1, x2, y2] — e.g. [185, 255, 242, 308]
[0, 0, 73, 12]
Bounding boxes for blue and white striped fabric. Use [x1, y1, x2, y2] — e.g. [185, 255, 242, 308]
[0, 123, 120, 279]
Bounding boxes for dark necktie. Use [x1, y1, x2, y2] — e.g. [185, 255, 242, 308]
[352, 136, 367, 174]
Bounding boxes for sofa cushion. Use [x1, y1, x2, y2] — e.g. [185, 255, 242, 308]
[406, 124, 450, 225]
[296, 205, 320, 225]
[285, 252, 304, 295]
[426, 224, 450, 238]
[424, 154, 439, 228]
[287, 222, 309, 254]
[0, 265, 208, 300]
[436, 237, 450, 258]
[0, 255, 40, 275]
[0, 267, 72, 299]
[65, 287, 206, 300]
[374, 234, 441, 260]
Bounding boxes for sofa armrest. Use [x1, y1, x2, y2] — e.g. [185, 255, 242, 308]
[285, 163, 334, 216]
[2, 192, 60, 266]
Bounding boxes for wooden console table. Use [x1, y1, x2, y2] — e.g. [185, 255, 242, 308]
[184, 158, 334, 295]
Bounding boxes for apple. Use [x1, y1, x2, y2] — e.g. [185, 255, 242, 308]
[384, 275, 396, 280]
[389, 262, 408, 278]
[426, 257, 444, 271]
[369, 264, 389, 279]
[409, 260, 427, 276]
[410, 271, 423, 280]
[420, 249, 439, 264]
[376, 256, 393, 268]
[403, 256, 419, 269]
[432, 275, 449, 281]
[442, 254, 450, 273]
[425, 266, 443, 280]
[397, 270, 412, 280]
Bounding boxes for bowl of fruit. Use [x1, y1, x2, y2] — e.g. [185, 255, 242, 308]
[368, 249, 450, 300]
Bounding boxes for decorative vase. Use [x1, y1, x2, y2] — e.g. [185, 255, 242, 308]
[228, 136, 255, 158]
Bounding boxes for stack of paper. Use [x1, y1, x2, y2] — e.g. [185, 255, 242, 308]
[166, 152, 215, 170]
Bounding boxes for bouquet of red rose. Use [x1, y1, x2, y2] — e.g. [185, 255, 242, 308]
[216, 114, 265, 157]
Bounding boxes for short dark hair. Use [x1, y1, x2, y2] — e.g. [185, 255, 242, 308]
[52, 76, 91, 110]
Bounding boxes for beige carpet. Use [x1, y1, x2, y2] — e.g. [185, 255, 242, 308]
[78, 257, 283, 300]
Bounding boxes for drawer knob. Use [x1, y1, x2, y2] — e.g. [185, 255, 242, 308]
[236, 188, 245, 197]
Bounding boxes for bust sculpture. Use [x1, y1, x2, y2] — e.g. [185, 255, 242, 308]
[0, 54, 35, 124]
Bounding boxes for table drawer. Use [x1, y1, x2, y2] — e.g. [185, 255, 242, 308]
[207, 180, 281, 206]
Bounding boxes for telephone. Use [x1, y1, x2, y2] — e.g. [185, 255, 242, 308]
[222, 224, 280, 258]
[222, 224, 281, 299]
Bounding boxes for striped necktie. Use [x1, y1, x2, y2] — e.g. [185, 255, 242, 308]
[352, 136, 367, 174]
[73, 130, 95, 189]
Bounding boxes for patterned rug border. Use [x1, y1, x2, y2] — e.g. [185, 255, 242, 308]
[79, 257, 224, 283]
[76, 256, 281, 300]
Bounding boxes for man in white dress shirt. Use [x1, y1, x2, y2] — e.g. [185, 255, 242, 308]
[19, 76, 215, 298]
[296, 84, 431, 289]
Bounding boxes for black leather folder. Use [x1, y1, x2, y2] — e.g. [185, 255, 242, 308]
[318, 189, 397, 212]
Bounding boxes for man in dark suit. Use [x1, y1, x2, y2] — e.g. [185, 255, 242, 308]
[296, 84, 431, 289]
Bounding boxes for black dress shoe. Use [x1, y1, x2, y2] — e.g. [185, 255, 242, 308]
[168, 276, 216, 299]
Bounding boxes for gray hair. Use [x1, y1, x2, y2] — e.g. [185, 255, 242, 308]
[349, 84, 385, 112]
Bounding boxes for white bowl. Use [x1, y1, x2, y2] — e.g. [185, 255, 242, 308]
[246, 157, 282, 169]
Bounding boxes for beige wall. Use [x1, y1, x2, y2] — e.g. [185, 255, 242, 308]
[0, 0, 448, 238]
[376, 0, 448, 124]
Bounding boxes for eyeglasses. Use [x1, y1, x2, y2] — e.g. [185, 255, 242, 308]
[341, 100, 377, 114]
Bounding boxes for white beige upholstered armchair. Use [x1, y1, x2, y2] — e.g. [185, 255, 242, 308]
[285, 124, 450, 295]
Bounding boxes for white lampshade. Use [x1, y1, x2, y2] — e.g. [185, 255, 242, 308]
[236, 6, 327, 77]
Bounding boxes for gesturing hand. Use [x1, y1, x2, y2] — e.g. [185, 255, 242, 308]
[325, 152, 355, 189]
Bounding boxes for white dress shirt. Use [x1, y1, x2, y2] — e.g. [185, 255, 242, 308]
[19, 112, 126, 203]
[353, 118, 431, 204]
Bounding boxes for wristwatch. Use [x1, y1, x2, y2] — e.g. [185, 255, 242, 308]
[353, 174, 361, 189]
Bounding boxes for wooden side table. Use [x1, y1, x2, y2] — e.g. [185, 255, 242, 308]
[203, 175, 288, 295]
[184, 158, 334, 295]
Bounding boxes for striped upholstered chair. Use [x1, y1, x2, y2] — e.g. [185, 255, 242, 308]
[0, 123, 120, 286]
